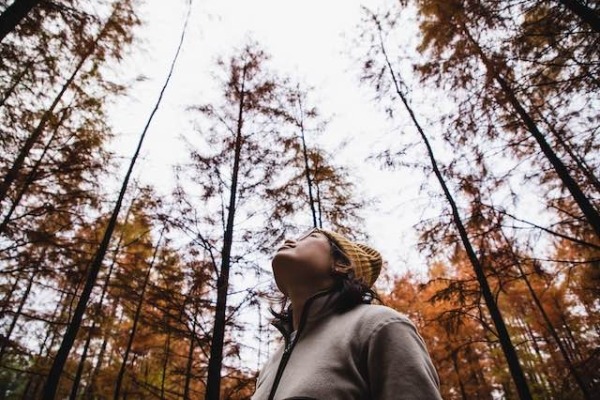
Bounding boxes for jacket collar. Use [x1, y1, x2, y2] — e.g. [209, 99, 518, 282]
[270, 286, 342, 341]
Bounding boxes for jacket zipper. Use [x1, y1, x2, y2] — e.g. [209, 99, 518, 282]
[266, 288, 334, 400]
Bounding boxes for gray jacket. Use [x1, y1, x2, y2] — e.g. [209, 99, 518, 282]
[251, 287, 442, 400]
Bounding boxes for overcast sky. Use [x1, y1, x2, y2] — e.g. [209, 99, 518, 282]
[108, 0, 439, 274]
[105, 0, 452, 370]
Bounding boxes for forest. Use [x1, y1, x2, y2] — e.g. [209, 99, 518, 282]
[0, 0, 598, 399]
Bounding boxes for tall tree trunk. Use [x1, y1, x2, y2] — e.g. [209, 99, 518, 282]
[461, 24, 600, 240]
[41, 3, 191, 396]
[314, 173, 323, 228]
[205, 65, 247, 400]
[69, 198, 136, 400]
[0, 0, 41, 42]
[558, 0, 600, 33]
[114, 226, 166, 399]
[297, 95, 318, 227]
[370, 14, 534, 399]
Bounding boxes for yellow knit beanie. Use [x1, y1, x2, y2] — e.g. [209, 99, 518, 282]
[316, 228, 383, 288]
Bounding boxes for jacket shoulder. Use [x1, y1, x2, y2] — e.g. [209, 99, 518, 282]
[349, 304, 415, 339]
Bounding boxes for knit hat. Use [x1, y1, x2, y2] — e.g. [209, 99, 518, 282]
[316, 228, 383, 288]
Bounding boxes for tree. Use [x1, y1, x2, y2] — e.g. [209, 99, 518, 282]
[0, 0, 42, 42]
[41, 1, 191, 396]
[176, 41, 370, 399]
[113, 221, 167, 398]
[557, 0, 600, 33]
[357, 9, 533, 399]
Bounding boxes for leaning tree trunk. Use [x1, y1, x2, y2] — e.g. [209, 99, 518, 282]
[204, 65, 247, 400]
[68, 197, 137, 400]
[558, 0, 600, 33]
[370, 14, 534, 400]
[41, 3, 191, 396]
[0, 0, 42, 42]
[461, 24, 600, 240]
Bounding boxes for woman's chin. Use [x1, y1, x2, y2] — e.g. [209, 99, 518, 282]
[272, 250, 293, 266]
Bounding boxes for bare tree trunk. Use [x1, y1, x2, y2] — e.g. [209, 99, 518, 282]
[558, 0, 600, 33]
[314, 172, 323, 228]
[69, 198, 136, 400]
[204, 65, 247, 400]
[297, 94, 318, 227]
[369, 13, 533, 399]
[41, 3, 191, 396]
[0, 0, 42, 42]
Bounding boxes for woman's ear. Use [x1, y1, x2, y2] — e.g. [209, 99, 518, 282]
[331, 260, 353, 276]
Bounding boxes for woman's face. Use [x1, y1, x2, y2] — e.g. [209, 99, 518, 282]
[271, 228, 336, 296]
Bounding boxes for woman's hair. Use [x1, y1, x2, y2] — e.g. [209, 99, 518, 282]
[269, 235, 385, 322]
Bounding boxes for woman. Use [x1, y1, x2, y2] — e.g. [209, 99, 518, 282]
[251, 227, 442, 400]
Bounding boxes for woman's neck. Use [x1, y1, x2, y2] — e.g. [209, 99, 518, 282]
[288, 284, 334, 331]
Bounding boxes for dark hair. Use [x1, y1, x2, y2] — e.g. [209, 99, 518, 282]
[269, 236, 384, 323]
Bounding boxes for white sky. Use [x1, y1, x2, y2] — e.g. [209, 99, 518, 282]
[108, 0, 436, 279]
[104, 0, 482, 372]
